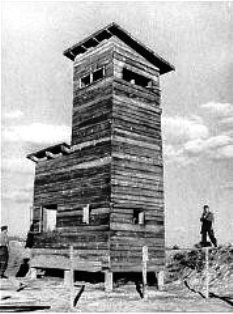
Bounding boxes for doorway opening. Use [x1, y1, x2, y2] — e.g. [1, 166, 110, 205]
[42, 204, 57, 232]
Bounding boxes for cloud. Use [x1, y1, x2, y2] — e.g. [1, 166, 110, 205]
[2, 122, 71, 145]
[221, 182, 233, 190]
[162, 115, 209, 165]
[163, 112, 233, 165]
[201, 102, 233, 118]
[221, 116, 233, 126]
[200, 102, 233, 131]
[213, 145, 233, 160]
[183, 135, 233, 160]
[4, 109, 24, 119]
[1, 156, 35, 174]
[1, 122, 71, 177]
[2, 186, 33, 203]
[163, 144, 193, 166]
[162, 115, 209, 145]
[184, 135, 232, 155]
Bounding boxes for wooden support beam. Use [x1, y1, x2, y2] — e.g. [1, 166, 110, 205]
[157, 270, 164, 291]
[142, 246, 148, 300]
[45, 151, 57, 159]
[27, 155, 39, 163]
[29, 267, 38, 279]
[67, 49, 76, 60]
[205, 247, 209, 299]
[61, 145, 72, 155]
[69, 246, 74, 309]
[70, 50, 76, 59]
[104, 270, 113, 292]
[64, 246, 74, 292]
[0, 305, 51, 311]
[93, 37, 100, 44]
[81, 44, 87, 51]
[64, 270, 71, 287]
[105, 29, 113, 36]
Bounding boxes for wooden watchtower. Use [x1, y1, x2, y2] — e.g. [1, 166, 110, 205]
[27, 23, 174, 285]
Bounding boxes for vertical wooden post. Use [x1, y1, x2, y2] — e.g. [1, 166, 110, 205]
[142, 246, 148, 300]
[157, 270, 165, 291]
[69, 245, 74, 309]
[205, 247, 209, 299]
[64, 270, 70, 286]
[90, 72, 93, 84]
[30, 267, 38, 279]
[39, 206, 43, 233]
[105, 270, 113, 292]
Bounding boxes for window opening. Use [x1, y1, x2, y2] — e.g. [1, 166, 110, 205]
[80, 67, 105, 89]
[83, 204, 90, 224]
[80, 74, 91, 87]
[42, 204, 57, 232]
[122, 68, 152, 88]
[133, 210, 145, 225]
[93, 68, 104, 82]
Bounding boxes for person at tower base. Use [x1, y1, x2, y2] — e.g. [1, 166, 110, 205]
[200, 205, 217, 247]
[0, 225, 9, 278]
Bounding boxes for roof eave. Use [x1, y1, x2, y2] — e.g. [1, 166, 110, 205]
[26, 142, 71, 162]
[63, 22, 175, 75]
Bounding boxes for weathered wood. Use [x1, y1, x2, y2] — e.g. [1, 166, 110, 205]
[205, 247, 209, 299]
[104, 270, 113, 292]
[29, 24, 169, 274]
[142, 246, 148, 300]
[157, 270, 165, 291]
[0, 305, 51, 311]
[29, 267, 38, 279]
[69, 246, 74, 308]
[112, 38, 160, 74]
[64, 270, 71, 286]
[31, 253, 103, 272]
[45, 151, 57, 159]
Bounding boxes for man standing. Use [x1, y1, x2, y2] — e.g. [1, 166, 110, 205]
[0, 225, 10, 278]
[200, 205, 217, 247]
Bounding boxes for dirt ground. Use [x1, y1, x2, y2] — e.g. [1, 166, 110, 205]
[1, 242, 232, 312]
[1, 275, 232, 312]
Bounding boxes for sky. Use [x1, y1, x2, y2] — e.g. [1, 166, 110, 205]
[1, 1, 233, 247]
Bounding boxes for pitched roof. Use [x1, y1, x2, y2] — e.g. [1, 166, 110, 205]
[63, 22, 175, 75]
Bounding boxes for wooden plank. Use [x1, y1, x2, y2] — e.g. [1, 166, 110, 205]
[73, 78, 113, 104]
[110, 222, 164, 233]
[114, 93, 161, 114]
[73, 39, 115, 69]
[113, 79, 159, 102]
[35, 156, 111, 180]
[112, 39, 159, 74]
[112, 135, 163, 152]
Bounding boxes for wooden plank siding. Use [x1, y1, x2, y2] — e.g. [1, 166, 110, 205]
[31, 34, 166, 273]
[109, 42, 164, 271]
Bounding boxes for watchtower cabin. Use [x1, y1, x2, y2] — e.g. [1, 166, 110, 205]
[27, 23, 174, 285]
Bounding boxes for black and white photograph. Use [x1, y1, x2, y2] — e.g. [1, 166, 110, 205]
[1, 1, 233, 312]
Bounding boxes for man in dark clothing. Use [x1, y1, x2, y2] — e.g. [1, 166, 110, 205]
[200, 205, 217, 247]
[0, 225, 9, 278]
[16, 223, 35, 277]
[25, 223, 35, 249]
